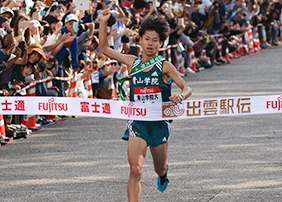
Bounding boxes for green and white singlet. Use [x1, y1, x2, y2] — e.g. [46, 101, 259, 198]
[123, 57, 172, 147]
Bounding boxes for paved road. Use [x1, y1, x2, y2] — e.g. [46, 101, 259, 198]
[1, 46, 282, 202]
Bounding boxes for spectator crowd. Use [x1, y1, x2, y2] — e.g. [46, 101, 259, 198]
[1, 0, 282, 140]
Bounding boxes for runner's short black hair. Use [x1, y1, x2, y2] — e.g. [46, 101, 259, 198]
[138, 16, 170, 43]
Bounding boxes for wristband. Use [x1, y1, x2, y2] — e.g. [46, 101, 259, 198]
[7, 30, 12, 34]
[178, 94, 185, 101]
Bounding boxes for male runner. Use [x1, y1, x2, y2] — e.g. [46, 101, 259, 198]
[99, 3, 192, 202]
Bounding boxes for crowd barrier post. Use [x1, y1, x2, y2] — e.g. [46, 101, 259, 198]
[69, 72, 77, 98]
[248, 28, 255, 53]
[187, 46, 197, 71]
[175, 41, 185, 76]
[217, 35, 223, 58]
[232, 50, 240, 59]
[223, 47, 231, 61]
[122, 64, 130, 92]
[167, 46, 172, 63]
[201, 49, 206, 57]
[238, 37, 244, 55]
[21, 80, 43, 132]
[279, 22, 282, 41]
[46, 77, 53, 90]
[83, 67, 93, 98]
[201, 49, 211, 64]
[0, 114, 12, 144]
[253, 27, 261, 50]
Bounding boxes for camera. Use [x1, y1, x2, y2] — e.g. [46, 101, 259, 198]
[18, 41, 25, 53]
[198, 30, 203, 37]
[214, 4, 219, 10]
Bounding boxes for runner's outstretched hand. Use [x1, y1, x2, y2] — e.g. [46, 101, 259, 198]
[99, 2, 114, 24]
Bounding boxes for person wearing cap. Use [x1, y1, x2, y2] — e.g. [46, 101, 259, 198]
[52, 13, 78, 96]
[0, 7, 14, 49]
[26, 43, 49, 97]
[27, 43, 46, 65]
[30, 19, 43, 44]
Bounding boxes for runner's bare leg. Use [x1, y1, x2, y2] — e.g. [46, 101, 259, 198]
[127, 136, 147, 202]
[150, 142, 168, 176]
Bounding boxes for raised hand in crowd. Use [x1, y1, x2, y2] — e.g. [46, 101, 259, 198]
[2, 21, 11, 33]
[3, 47, 22, 72]
[1, 0, 11, 7]
[110, 27, 118, 37]
[46, 69, 54, 78]
[13, 80, 23, 89]
[68, 2, 76, 14]
[63, 35, 76, 45]
[15, 47, 22, 58]
[51, 33, 75, 56]
[54, 21, 63, 35]
[5, 40, 16, 56]
[80, 65, 100, 80]
[40, 36, 48, 46]
[13, 40, 27, 65]
[11, 80, 23, 90]
[44, 52, 52, 61]
[1, 89, 9, 96]
[101, 64, 120, 77]
[204, 4, 209, 13]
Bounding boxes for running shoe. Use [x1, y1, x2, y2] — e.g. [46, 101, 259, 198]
[157, 175, 169, 192]
[38, 117, 53, 125]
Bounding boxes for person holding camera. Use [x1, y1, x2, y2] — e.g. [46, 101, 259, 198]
[0, 7, 14, 50]
[204, 0, 225, 34]
[225, 0, 245, 22]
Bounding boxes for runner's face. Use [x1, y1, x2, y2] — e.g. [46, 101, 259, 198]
[140, 30, 162, 57]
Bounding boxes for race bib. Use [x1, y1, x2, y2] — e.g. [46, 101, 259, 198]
[133, 86, 162, 104]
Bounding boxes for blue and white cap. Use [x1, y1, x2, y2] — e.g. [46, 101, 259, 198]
[0, 7, 14, 18]
[65, 14, 79, 23]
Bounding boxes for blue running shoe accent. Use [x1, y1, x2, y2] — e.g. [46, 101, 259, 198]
[157, 175, 169, 192]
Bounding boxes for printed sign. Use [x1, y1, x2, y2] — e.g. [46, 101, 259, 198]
[0, 95, 281, 120]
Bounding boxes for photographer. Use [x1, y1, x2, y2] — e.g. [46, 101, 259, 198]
[225, 0, 245, 22]
[181, 10, 196, 47]
[191, 0, 209, 31]
[204, 0, 225, 34]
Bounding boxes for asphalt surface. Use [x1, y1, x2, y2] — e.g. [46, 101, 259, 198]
[1, 46, 282, 202]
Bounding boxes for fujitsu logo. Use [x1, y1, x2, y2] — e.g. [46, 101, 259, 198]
[121, 102, 146, 117]
[140, 87, 154, 94]
[38, 98, 68, 113]
[266, 96, 282, 111]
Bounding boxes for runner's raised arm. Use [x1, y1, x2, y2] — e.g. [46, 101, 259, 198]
[99, 2, 135, 69]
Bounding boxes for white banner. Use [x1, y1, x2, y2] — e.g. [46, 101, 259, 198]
[0, 95, 282, 121]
